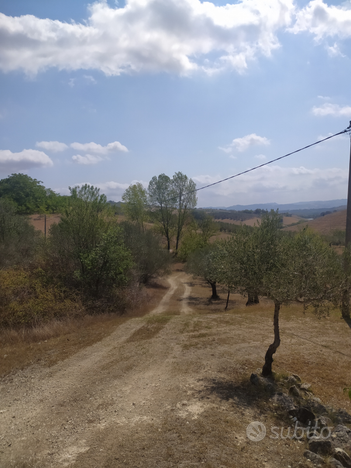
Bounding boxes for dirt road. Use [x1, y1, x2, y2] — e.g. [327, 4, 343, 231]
[1, 272, 351, 467]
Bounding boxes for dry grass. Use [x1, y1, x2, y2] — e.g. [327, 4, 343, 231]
[0, 278, 168, 378]
[284, 209, 346, 235]
[28, 214, 61, 233]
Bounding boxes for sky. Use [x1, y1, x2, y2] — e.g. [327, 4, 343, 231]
[0, 0, 351, 207]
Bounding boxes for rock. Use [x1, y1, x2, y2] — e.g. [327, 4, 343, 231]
[289, 407, 316, 425]
[272, 393, 296, 411]
[303, 450, 324, 464]
[250, 373, 260, 386]
[331, 425, 351, 452]
[336, 410, 351, 424]
[287, 375, 299, 386]
[329, 458, 346, 468]
[308, 439, 333, 456]
[315, 416, 333, 429]
[250, 373, 275, 393]
[292, 374, 302, 383]
[305, 399, 328, 416]
[333, 448, 351, 468]
[301, 383, 312, 391]
[289, 385, 301, 397]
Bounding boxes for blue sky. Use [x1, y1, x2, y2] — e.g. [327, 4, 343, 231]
[0, 0, 351, 207]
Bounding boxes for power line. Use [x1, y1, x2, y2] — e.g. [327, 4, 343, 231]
[193, 128, 349, 195]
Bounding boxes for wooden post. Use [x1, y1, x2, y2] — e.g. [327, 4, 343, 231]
[342, 122, 351, 319]
[44, 214, 47, 238]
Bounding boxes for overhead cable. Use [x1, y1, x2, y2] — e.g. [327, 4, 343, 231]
[192, 127, 349, 195]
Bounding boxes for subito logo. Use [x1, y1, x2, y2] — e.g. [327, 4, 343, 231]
[246, 421, 266, 442]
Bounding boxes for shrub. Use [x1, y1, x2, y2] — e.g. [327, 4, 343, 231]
[0, 268, 83, 327]
[0, 199, 40, 269]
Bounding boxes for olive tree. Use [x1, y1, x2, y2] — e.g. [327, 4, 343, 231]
[187, 241, 227, 301]
[261, 228, 341, 376]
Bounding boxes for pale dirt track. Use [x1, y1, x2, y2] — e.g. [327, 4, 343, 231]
[1, 272, 351, 467]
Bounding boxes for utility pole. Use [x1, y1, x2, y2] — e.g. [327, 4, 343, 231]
[341, 121, 351, 320]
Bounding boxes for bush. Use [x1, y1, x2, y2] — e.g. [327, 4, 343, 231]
[45, 185, 134, 299]
[0, 199, 40, 269]
[121, 222, 171, 284]
[0, 268, 83, 327]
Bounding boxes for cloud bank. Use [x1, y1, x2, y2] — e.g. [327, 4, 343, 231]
[312, 103, 351, 117]
[193, 165, 347, 205]
[291, 0, 351, 40]
[70, 141, 128, 154]
[36, 141, 68, 152]
[0, 149, 53, 172]
[0, 0, 295, 76]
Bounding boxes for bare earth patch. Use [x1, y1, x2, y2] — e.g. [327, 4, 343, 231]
[0, 269, 351, 467]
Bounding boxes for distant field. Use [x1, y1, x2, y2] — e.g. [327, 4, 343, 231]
[283, 209, 346, 235]
[218, 215, 303, 228]
[29, 214, 61, 233]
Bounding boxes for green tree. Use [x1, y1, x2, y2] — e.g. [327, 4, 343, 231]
[187, 242, 226, 301]
[172, 172, 197, 252]
[0, 199, 39, 269]
[261, 228, 340, 376]
[47, 184, 133, 298]
[230, 211, 283, 306]
[0, 173, 47, 214]
[121, 222, 171, 284]
[177, 212, 218, 262]
[0, 173, 66, 214]
[122, 182, 148, 231]
[148, 174, 175, 251]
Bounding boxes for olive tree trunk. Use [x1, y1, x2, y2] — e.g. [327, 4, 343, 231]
[262, 300, 281, 376]
[209, 281, 220, 301]
[246, 291, 259, 306]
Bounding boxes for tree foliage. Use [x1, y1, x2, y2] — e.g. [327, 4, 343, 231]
[122, 182, 148, 231]
[148, 172, 197, 251]
[0, 198, 39, 269]
[121, 222, 171, 284]
[46, 184, 133, 298]
[187, 241, 227, 300]
[148, 174, 175, 251]
[172, 172, 197, 251]
[0, 173, 65, 214]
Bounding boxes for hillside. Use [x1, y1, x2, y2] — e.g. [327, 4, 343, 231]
[1, 269, 351, 467]
[283, 209, 347, 235]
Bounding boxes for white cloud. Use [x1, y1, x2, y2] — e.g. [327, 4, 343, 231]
[63, 180, 147, 199]
[72, 154, 103, 165]
[194, 165, 347, 205]
[36, 140, 68, 152]
[83, 75, 97, 84]
[0, 0, 295, 76]
[290, 0, 351, 41]
[327, 42, 345, 58]
[254, 154, 267, 160]
[220, 133, 270, 153]
[0, 149, 53, 172]
[70, 141, 128, 154]
[312, 103, 351, 117]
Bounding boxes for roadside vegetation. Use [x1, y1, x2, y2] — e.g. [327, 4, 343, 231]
[0, 172, 350, 382]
